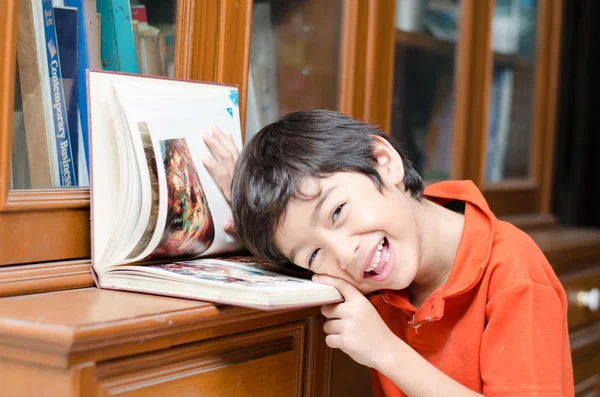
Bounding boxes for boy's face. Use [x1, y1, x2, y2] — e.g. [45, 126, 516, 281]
[273, 137, 423, 294]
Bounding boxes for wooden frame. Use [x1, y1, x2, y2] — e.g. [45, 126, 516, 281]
[466, 0, 564, 219]
[339, 0, 395, 132]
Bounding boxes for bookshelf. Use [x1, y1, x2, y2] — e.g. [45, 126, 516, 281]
[395, 29, 533, 67]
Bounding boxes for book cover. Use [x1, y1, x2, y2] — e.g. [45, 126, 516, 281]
[16, 0, 58, 187]
[64, 0, 92, 176]
[87, 70, 342, 310]
[42, 0, 78, 186]
[53, 5, 80, 184]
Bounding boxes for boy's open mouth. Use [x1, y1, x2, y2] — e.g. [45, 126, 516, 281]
[364, 237, 390, 277]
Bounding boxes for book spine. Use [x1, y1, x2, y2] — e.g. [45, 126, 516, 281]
[64, 0, 91, 175]
[97, 0, 139, 73]
[42, 0, 78, 186]
[53, 6, 79, 183]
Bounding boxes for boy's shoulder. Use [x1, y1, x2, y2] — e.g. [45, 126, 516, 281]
[483, 219, 564, 300]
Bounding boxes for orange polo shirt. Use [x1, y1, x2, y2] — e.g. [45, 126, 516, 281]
[369, 180, 573, 396]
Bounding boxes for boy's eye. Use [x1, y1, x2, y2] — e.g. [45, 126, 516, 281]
[332, 204, 345, 223]
[308, 249, 320, 268]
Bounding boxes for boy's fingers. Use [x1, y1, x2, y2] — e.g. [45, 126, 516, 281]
[202, 157, 232, 201]
[321, 303, 344, 319]
[222, 217, 236, 233]
[325, 334, 341, 349]
[210, 125, 240, 161]
[203, 133, 236, 167]
[323, 319, 343, 335]
[313, 275, 361, 300]
[202, 156, 229, 181]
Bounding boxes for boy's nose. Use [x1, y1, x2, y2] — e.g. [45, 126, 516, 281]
[330, 236, 359, 270]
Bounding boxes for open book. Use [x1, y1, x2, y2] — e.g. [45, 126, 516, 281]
[88, 70, 342, 310]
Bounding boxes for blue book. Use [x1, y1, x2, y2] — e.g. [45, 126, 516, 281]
[486, 67, 502, 181]
[53, 6, 79, 184]
[42, 0, 78, 186]
[64, 0, 91, 174]
[96, 0, 139, 73]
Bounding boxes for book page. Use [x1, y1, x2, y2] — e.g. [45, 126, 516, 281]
[100, 257, 343, 310]
[115, 110, 241, 261]
[89, 71, 243, 270]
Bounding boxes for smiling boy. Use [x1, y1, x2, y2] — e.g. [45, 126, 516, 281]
[203, 110, 573, 396]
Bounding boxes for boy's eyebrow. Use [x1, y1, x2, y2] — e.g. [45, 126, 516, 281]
[289, 185, 337, 266]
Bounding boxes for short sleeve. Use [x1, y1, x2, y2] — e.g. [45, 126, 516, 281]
[480, 279, 571, 396]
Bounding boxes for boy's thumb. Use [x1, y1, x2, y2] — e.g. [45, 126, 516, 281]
[223, 217, 236, 233]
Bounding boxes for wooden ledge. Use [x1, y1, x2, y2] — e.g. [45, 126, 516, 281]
[528, 226, 600, 273]
[0, 260, 94, 297]
[0, 288, 320, 369]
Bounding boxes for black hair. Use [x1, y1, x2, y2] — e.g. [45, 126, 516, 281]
[231, 109, 424, 265]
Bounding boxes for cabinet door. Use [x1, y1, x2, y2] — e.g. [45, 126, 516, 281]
[472, 0, 563, 218]
[389, 0, 467, 182]
[244, 0, 395, 142]
[97, 322, 306, 397]
[0, 0, 182, 269]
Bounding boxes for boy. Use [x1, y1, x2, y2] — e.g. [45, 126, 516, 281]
[202, 110, 573, 396]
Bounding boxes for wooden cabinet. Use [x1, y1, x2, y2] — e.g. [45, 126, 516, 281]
[0, 288, 328, 396]
[1, 0, 599, 396]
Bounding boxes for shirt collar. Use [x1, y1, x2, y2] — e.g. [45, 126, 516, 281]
[380, 180, 495, 319]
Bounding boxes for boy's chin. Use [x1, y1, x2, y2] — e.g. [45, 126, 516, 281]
[355, 284, 385, 295]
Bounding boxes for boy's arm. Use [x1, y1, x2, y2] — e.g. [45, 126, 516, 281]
[314, 275, 483, 397]
[378, 337, 483, 397]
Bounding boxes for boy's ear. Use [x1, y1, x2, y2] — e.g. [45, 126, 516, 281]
[371, 135, 404, 187]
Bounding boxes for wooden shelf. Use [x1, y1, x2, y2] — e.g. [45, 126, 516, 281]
[395, 29, 533, 67]
[395, 29, 455, 56]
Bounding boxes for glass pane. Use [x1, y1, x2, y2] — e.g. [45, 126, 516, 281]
[12, 0, 178, 189]
[390, 0, 461, 181]
[485, 0, 536, 182]
[245, 0, 343, 141]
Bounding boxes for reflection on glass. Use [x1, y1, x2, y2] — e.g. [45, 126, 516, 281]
[12, 0, 177, 189]
[390, 0, 461, 181]
[485, 0, 536, 181]
[12, 63, 30, 190]
[246, 0, 343, 142]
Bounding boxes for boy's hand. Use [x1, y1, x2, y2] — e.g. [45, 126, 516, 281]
[202, 126, 239, 233]
[313, 275, 395, 370]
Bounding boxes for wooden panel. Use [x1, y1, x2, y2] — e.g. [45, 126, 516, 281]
[0, 359, 96, 397]
[339, 0, 394, 132]
[97, 323, 304, 397]
[330, 349, 374, 397]
[0, 203, 90, 266]
[214, 0, 252, 133]
[537, 0, 564, 213]
[528, 227, 600, 274]
[303, 316, 332, 397]
[575, 374, 600, 397]
[0, 0, 18, 209]
[560, 267, 600, 330]
[571, 322, 600, 386]
[0, 260, 93, 298]
[453, 0, 493, 181]
[484, 183, 537, 216]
